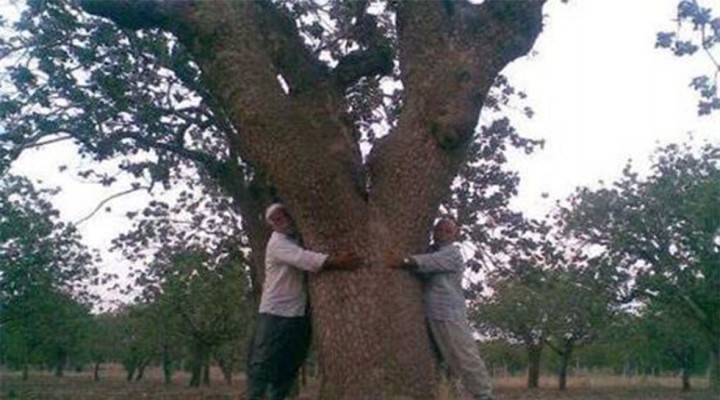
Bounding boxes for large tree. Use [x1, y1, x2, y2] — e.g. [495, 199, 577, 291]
[1, 0, 547, 396]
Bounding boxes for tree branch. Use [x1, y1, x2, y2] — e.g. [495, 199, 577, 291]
[21, 135, 74, 150]
[252, 0, 329, 93]
[77, 0, 190, 31]
[332, 13, 395, 89]
[75, 186, 150, 226]
[367, 0, 546, 250]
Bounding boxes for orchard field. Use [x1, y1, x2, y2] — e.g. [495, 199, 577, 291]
[1, 366, 717, 400]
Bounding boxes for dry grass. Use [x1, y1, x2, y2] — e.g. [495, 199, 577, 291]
[0, 365, 243, 400]
[493, 374, 717, 400]
[1, 365, 718, 399]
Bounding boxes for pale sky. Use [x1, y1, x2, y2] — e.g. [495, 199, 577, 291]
[505, 0, 719, 218]
[4, 0, 720, 302]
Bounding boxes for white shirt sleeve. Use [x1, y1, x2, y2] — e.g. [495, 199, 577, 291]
[269, 233, 328, 273]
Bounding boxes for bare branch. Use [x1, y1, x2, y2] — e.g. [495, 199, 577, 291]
[20, 135, 74, 151]
[75, 185, 150, 226]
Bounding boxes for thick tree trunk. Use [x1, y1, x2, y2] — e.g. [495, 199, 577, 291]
[213, 350, 235, 385]
[125, 364, 135, 382]
[203, 362, 211, 386]
[711, 347, 720, 391]
[189, 342, 205, 387]
[220, 363, 233, 385]
[309, 235, 437, 398]
[93, 361, 101, 381]
[558, 350, 571, 391]
[681, 368, 691, 391]
[526, 343, 542, 389]
[162, 345, 173, 384]
[188, 341, 212, 387]
[79, 1, 546, 397]
[54, 357, 64, 377]
[135, 360, 147, 381]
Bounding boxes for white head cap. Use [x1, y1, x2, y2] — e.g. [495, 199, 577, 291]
[265, 203, 286, 223]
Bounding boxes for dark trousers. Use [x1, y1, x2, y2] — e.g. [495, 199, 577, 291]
[246, 313, 311, 400]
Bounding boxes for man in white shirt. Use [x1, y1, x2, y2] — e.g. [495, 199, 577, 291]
[247, 203, 359, 400]
[392, 218, 493, 400]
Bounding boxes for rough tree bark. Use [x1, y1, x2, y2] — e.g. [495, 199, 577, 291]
[80, 0, 546, 397]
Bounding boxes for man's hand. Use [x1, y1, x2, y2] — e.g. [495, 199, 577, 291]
[388, 255, 416, 269]
[324, 251, 364, 270]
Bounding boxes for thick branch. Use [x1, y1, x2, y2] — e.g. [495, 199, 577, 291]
[252, 1, 329, 93]
[334, 47, 394, 89]
[78, 0, 190, 31]
[80, 0, 367, 246]
[368, 0, 546, 251]
[332, 14, 395, 89]
[103, 131, 224, 173]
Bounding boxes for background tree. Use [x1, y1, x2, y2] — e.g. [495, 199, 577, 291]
[113, 303, 168, 382]
[541, 266, 618, 390]
[472, 264, 549, 389]
[559, 140, 720, 389]
[86, 311, 127, 381]
[139, 247, 254, 387]
[639, 304, 710, 391]
[110, 177, 256, 386]
[0, 174, 99, 379]
[473, 226, 622, 391]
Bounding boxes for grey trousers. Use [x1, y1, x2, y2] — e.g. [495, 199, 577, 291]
[428, 318, 493, 400]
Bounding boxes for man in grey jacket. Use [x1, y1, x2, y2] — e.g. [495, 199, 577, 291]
[392, 217, 493, 400]
[247, 203, 359, 400]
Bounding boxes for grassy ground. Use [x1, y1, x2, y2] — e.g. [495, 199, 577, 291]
[493, 375, 717, 400]
[1, 366, 717, 399]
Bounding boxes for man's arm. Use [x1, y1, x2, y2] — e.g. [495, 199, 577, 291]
[322, 250, 363, 271]
[401, 245, 464, 274]
[270, 235, 328, 272]
[271, 235, 362, 272]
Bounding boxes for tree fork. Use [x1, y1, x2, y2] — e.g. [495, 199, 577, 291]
[79, 0, 547, 397]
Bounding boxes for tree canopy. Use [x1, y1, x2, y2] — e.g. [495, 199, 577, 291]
[0, 174, 99, 378]
[559, 140, 720, 389]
